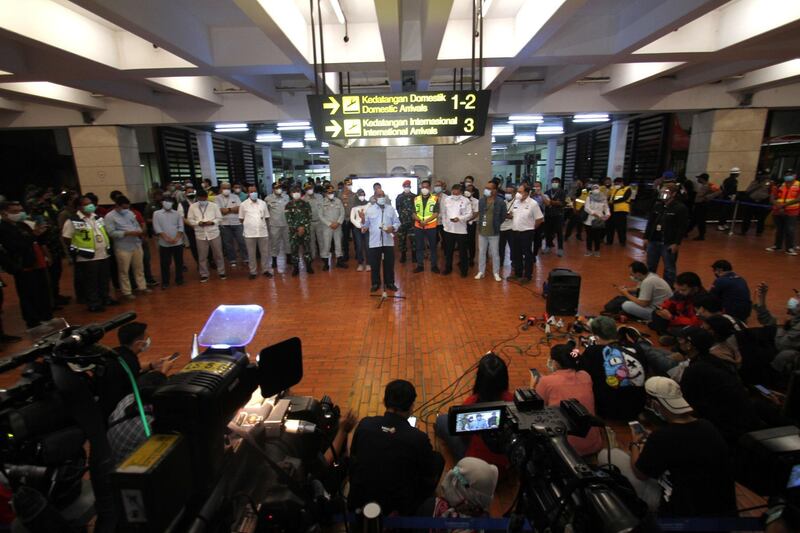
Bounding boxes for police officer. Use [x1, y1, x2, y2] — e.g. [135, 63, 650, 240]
[320, 185, 346, 270]
[302, 183, 324, 263]
[286, 185, 314, 276]
[266, 184, 290, 272]
[606, 177, 632, 246]
[395, 179, 416, 263]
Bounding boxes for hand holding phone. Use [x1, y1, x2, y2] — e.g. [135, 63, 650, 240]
[407, 416, 417, 428]
[529, 368, 541, 387]
[628, 420, 648, 440]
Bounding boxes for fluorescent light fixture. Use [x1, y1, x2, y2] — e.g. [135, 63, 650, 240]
[573, 113, 609, 123]
[514, 134, 537, 143]
[492, 124, 514, 136]
[304, 131, 316, 141]
[482, 0, 494, 16]
[536, 125, 564, 135]
[321, 142, 329, 148]
[214, 127, 248, 132]
[256, 133, 282, 143]
[508, 114, 543, 124]
[308, 151, 325, 155]
[492, 144, 506, 150]
[282, 141, 304, 149]
[277, 121, 310, 128]
[278, 125, 312, 131]
[328, 0, 345, 24]
[215, 123, 247, 130]
[0, 70, 12, 76]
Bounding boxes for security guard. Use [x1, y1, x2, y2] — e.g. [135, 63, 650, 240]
[395, 179, 417, 263]
[606, 177, 632, 246]
[413, 179, 440, 273]
[320, 185, 346, 270]
[61, 195, 115, 312]
[286, 185, 314, 276]
[302, 182, 323, 262]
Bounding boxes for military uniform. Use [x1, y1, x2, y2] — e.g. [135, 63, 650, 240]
[285, 198, 313, 270]
[395, 191, 416, 262]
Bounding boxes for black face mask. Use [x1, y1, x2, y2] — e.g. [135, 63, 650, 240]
[671, 292, 687, 301]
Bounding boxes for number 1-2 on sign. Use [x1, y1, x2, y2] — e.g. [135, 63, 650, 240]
[451, 93, 477, 110]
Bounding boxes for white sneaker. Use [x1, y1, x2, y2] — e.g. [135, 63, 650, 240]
[787, 248, 798, 256]
[717, 225, 729, 231]
[474, 272, 485, 280]
[356, 264, 364, 271]
[366, 265, 372, 271]
[766, 246, 779, 252]
[584, 251, 593, 256]
[494, 273, 502, 282]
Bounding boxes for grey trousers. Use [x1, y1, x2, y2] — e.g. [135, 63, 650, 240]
[245, 236, 272, 275]
[311, 222, 326, 259]
[320, 225, 343, 258]
[269, 225, 289, 257]
[478, 234, 500, 275]
[196, 236, 225, 278]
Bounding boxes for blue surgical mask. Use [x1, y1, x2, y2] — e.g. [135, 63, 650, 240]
[162, 201, 173, 210]
[434, 186, 443, 194]
[7, 212, 27, 222]
[484, 189, 492, 197]
[83, 203, 97, 214]
[198, 200, 208, 208]
[249, 192, 258, 201]
[785, 175, 796, 183]
[119, 208, 130, 216]
[789, 297, 799, 313]
[377, 197, 386, 206]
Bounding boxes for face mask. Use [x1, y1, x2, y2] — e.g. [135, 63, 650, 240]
[788, 297, 799, 313]
[661, 193, 669, 200]
[291, 192, 301, 200]
[249, 192, 259, 201]
[551, 183, 560, 189]
[358, 195, 366, 201]
[465, 181, 473, 187]
[274, 189, 282, 196]
[187, 193, 196, 199]
[83, 203, 97, 214]
[403, 187, 411, 193]
[222, 189, 231, 196]
[630, 275, 640, 282]
[306, 191, 314, 197]
[326, 193, 334, 200]
[515, 192, 523, 200]
[464, 191, 472, 198]
[162, 201, 173, 210]
[533, 189, 541, 194]
[546, 358, 557, 372]
[119, 208, 131, 216]
[484, 189, 492, 197]
[434, 186, 443, 194]
[198, 200, 208, 207]
[7, 212, 26, 222]
[346, 185, 352, 191]
[785, 175, 795, 183]
[591, 192, 603, 201]
[421, 188, 430, 196]
[139, 337, 151, 353]
[377, 197, 386, 206]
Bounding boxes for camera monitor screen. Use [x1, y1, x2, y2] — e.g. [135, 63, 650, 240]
[454, 409, 502, 433]
[788, 464, 800, 489]
[198, 305, 264, 348]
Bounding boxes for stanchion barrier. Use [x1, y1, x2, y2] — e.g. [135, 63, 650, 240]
[709, 198, 772, 236]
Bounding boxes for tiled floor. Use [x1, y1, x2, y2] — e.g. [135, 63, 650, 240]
[0, 220, 793, 516]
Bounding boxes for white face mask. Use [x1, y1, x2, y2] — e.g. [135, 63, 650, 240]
[326, 193, 334, 200]
[162, 201, 173, 211]
[306, 191, 314, 197]
[274, 189, 282, 196]
[377, 197, 386, 206]
[484, 189, 492, 197]
[249, 192, 258, 201]
[233, 188, 242, 194]
[434, 186, 443, 194]
[139, 337, 151, 353]
[789, 297, 799, 313]
[505, 193, 513, 200]
[291, 192, 301, 200]
[546, 358, 557, 372]
[222, 189, 231, 196]
[421, 188, 430, 196]
[346, 185, 352, 191]
[403, 187, 411, 193]
[464, 191, 472, 198]
[551, 183, 560, 189]
[515, 192, 523, 200]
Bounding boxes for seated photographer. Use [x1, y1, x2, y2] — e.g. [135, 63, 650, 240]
[94, 322, 175, 421]
[534, 343, 603, 457]
[435, 354, 513, 469]
[649, 272, 705, 344]
[616, 261, 672, 321]
[618, 377, 737, 518]
[417, 457, 498, 532]
[107, 371, 166, 464]
[679, 327, 764, 446]
[754, 282, 800, 375]
[577, 316, 646, 421]
[349, 379, 445, 516]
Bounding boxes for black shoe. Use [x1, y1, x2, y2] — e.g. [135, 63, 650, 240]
[506, 274, 520, 281]
[307, 266, 315, 274]
[370, 284, 379, 292]
[146, 279, 159, 287]
[263, 271, 274, 278]
[0, 334, 22, 343]
[55, 295, 71, 306]
[161, 284, 170, 290]
[272, 257, 278, 268]
[460, 271, 468, 278]
[249, 274, 257, 280]
[442, 268, 452, 275]
[176, 279, 184, 286]
[414, 266, 424, 273]
[520, 277, 532, 285]
[323, 262, 330, 271]
[88, 305, 106, 313]
[431, 266, 441, 274]
[336, 259, 347, 269]
[292, 267, 300, 277]
[693, 236, 705, 241]
[385, 284, 399, 292]
[104, 299, 120, 306]
[400, 252, 406, 263]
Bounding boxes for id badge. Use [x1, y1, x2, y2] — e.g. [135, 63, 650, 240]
[655, 224, 662, 232]
[96, 234, 104, 243]
[482, 221, 487, 227]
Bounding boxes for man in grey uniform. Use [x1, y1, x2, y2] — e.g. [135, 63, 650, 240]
[320, 184, 347, 270]
[266, 185, 290, 272]
[302, 182, 323, 261]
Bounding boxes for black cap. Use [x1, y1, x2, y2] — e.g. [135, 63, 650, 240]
[676, 326, 713, 353]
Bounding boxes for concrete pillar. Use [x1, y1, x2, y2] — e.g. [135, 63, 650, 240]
[545, 138, 558, 184]
[686, 108, 768, 188]
[607, 119, 629, 179]
[261, 145, 273, 195]
[68, 125, 145, 203]
[195, 131, 217, 186]
[386, 146, 434, 176]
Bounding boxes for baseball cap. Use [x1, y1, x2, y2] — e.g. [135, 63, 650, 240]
[402, 179, 411, 187]
[676, 326, 714, 353]
[441, 457, 499, 512]
[645, 376, 692, 415]
[695, 172, 709, 180]
[730, 167, 741, 173]
[589, 315, 618, 340]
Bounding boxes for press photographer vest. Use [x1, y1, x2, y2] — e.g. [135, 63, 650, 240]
[414, 194, 438, 229]
[611, 186, 631, 213]
[69, 215, 110, 258]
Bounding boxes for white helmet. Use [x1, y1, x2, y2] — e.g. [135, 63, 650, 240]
[730, 167, 741, 174]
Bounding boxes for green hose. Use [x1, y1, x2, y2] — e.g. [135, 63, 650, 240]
[117, 357, 152, 438]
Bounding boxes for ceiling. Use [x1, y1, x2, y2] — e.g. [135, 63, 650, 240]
[0, 0, 797, 134]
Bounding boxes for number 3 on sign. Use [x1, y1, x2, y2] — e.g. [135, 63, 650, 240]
[464, 118, 475, 133]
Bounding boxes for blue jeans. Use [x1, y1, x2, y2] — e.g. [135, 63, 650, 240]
[435, 413, 468, 460]
[636, 342, 679, 376]
[646, 241, 677, 286]
[352, 226, 368, 264]
[415, 227, 438, 268]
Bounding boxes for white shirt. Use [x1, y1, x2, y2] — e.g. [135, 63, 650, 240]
[350, 204, 368, 229]
[441, 194, 473, 234]
[187, 201, 223, 241]
[511, 196, 544, 232]
[500, 197, 516, 231]
[239, 198, 270, 238]
[215, 192, 242, 226]
[467, 196, 480, 225]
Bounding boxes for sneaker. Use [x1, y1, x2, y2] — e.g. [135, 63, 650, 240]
[474, 272, 485, 280]
[307, 265, 315, 274]
[494, 273, 502, 282]
[230, 262, 237, 268]
[124, 294, 136, 300]
[385, 284, 399, 292]
[219, 274, 227, 280]
[414, 266, 424, 273]
[370, 284, 379, 292]
[137, 288, 153, 294]
[146, 279, 159, 287]
[322, 262, 330, 271]
[766, 246, 780, 252]
[593, 251, 600, 257]
[787, 248, 798, 256]
[584, 251, 593, 256]
[365, 265, 371, 272]
[356, 264, 364, 272]
[263, 271, 274, 278]
[717, 225, 729, 231]
[557, 249, 563, 257]
[506, 274, 519, 281]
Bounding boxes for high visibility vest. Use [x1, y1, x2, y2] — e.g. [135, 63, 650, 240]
[773, 180, 800, 216]
[69, 215, 110, 258]
[414, 194, 438, 229]
[574, 189, 589, 209]
[610, 186, 631, 213]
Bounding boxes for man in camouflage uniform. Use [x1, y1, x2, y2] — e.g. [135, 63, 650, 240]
[302, 182, 323, 262]
[285, 185, 314, 276]
[395, 179, 416, 263]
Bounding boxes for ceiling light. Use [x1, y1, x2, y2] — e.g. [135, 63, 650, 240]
[573, 113, 610, 123]
[508, 114, 543, 124]
[214, 127, 249, 133]
[282, 141, 304, 149]
[514, 134, 537, 143]
[308, 150, 325, 155]
[305, 131, 316, 141]
[492, 144, 506, 150]
[256, 133, 282, 143]
[492, 124, 514, 136]
[215, 123, 247, 130]
[482, 0, 494, 16]
[536, 125, 564, 135]
[277, 121, 310, 130]
[328, 0, 345, 24]
[321, 142, 329, 148]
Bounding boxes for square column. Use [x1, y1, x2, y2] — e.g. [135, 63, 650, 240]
[545, 138, 558, 183]
[261, 145, 273, 195]
[195, 131, 217, 186]
[607, 119, 629, 179]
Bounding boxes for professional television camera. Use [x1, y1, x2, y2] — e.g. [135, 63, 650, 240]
[112, 305, 344, 533]
[448, 390, 650, 533]
[0, 312, 139, 533]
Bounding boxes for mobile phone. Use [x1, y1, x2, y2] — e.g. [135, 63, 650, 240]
[628, 420, 647, 438]
[755, 384, 772, 396]
[529, 368, 541, 385]
[167, 352, 180, 362]
[407, 416, 417, 427]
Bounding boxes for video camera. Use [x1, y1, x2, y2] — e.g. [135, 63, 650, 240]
[448, 390, 648, 533]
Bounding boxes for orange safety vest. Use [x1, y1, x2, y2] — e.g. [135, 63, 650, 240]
[772, 180, 800, 216]
[414, 194, 438, 229]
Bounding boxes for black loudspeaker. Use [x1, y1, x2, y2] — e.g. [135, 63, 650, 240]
[546, 268, 581, 316]
[736, 426, 800, 496]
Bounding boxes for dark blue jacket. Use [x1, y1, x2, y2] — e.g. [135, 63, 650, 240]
[478, 195, 507, 236]
[710, 272, 752, 321]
